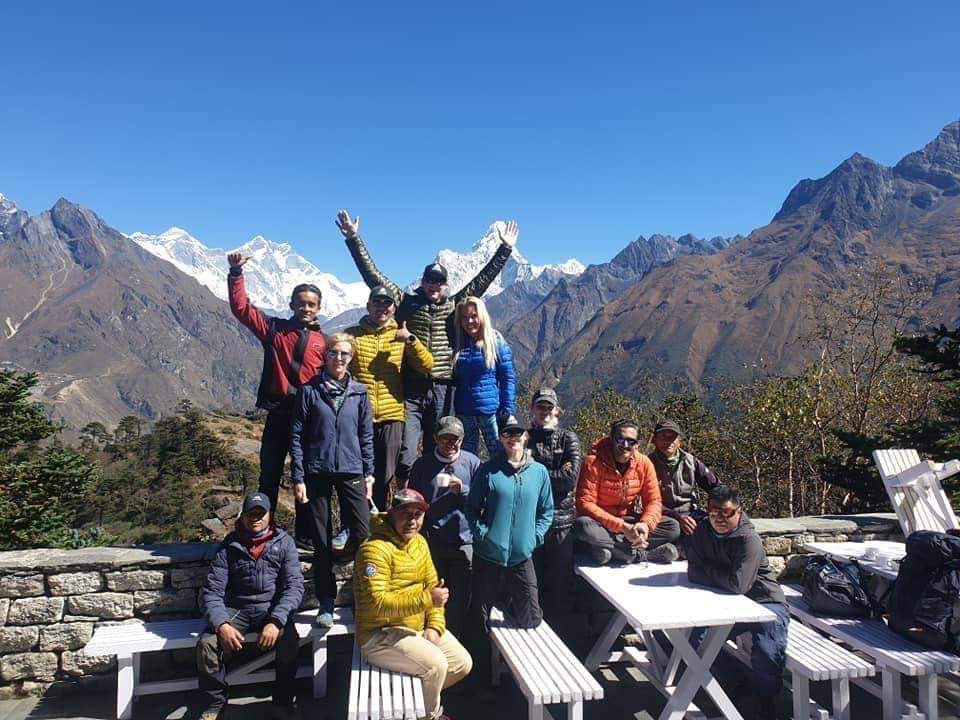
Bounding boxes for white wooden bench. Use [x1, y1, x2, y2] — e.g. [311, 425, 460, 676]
[723, 616, 874, 720]
[348, 640, 425, 720]
[783, 586, 960, 720]
[83, 607, 354, 719]
[873, 448, 960, 536]
[488, 608, 603, 720]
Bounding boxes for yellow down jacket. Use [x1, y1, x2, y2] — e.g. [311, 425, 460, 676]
[347, 317, 434, 423]
[353, 513, 446, 645]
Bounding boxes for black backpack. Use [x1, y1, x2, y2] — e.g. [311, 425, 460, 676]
[802, 555, 875, 618]
[888, 530, 960, 650]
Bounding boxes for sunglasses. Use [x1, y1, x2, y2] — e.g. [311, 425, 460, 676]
[502, 429, 526, 438]
[326, 350, 351, 359]
[371, 297, 394, 306]
[708, 507, 740, 519]
[613, 436, 639, 447]
[436, 434, 462, 443]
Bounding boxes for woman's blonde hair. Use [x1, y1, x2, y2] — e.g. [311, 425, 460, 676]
[325, 332, 355, 353]
[454, 296, 499, 370]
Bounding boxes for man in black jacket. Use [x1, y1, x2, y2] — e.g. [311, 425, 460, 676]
[197, 492, 305, 720]
[686, 486, 789, 717]
[336, 209, 516, 481]
[647, 419, 720, 560]
[527, 387, 582, 636]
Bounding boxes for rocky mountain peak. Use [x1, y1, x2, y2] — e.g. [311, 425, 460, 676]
[894, 119, 960, 191]
[49, 198, 108, 269]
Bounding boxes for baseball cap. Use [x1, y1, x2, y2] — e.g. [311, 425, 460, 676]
[653, 419, 683, 436]
[242, 492, 271, 514]
[435, 416, 465, 439]
[368, 285, 395, 303]
[499, 417, 525, 435]
[390, 488, 430, 512]
[421, 263, 448, 285]
[532, 387, 558, 406]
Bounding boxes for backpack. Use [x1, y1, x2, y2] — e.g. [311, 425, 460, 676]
[888, 530, 960, 650]
[802, 555, 875, 618]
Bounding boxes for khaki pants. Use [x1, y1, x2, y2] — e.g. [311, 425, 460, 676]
[361, 627, 472, 719]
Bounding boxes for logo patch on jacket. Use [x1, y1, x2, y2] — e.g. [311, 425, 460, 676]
[364, 564, 377, 577]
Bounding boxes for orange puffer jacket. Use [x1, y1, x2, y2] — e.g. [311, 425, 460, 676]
[575, 437, 663, 533]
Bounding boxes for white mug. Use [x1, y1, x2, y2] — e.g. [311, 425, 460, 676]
[435, 473, 451, 488]
[864, 547, 880, 560]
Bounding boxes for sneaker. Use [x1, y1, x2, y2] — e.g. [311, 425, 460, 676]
[590, 547, 613, 565]
[294, 537, 314, 552]
[646, 543, 679, 564]
[199, 702, 225, 720]
[331, 527, 350, 552]
[315, 598, 335, 628]
[631, 547, 648, 565]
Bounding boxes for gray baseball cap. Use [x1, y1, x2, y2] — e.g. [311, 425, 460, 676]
[532, 387, 559, 406]
[435, 416, 464, 438]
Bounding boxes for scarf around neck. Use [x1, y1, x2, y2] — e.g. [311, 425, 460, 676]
[320, 369, 350, 411]
[234, 521, 275, 560]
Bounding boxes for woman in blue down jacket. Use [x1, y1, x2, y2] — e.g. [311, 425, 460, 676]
[452, 295, 516, 457]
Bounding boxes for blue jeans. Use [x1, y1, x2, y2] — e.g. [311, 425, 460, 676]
[691, 602, 789, 699]
[459, 414, 500, 457]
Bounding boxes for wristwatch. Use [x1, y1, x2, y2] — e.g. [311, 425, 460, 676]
[405, 333, 418, 345]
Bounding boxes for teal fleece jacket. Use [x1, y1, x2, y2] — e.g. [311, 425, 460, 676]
[466, 451, 554, 567]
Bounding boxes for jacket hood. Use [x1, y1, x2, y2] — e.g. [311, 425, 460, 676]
[359, 316, 398, 332]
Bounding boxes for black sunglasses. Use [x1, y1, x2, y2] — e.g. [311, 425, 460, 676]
[614, 436, 639, 447]
[502, 428, 526, 437]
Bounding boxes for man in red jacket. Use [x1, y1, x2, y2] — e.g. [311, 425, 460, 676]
[574, 419, 674, 564]
[228, 252, 326, 541]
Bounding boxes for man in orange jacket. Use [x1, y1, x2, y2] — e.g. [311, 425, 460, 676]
[574, 419, 677, 564]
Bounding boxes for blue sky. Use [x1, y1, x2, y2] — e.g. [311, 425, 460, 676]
[1, 1, 958, 281]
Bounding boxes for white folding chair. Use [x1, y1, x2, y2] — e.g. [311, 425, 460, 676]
[873, 448, 960, 536]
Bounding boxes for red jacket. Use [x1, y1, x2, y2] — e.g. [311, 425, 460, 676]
[228, 272, 326, 405]
[576, 438, 663, 533]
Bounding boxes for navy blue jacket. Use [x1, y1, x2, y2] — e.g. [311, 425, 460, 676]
[289, 374, 374, 483]
[200, 526, 305, 630]
[407, 450, 482, 546]
[453, 332, 516, 417]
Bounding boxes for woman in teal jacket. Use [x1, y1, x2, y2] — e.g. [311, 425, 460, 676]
[466, 420, 553, 630]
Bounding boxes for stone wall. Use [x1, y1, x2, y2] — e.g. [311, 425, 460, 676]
[0, 513, 900, 698]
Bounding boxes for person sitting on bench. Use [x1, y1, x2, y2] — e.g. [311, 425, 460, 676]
[686, 485, 789, 718]
[353, 488, 473, 720]
[197, 492, 305, 720]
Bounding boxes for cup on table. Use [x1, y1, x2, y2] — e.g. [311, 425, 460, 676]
[864, 547, 880, 561]
[435, 473, 451, 488]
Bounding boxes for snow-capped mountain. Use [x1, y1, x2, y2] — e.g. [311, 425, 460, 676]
[128, 228, 369, 320]
[130, 220, 585, 323]
[413, 221, 585, 296]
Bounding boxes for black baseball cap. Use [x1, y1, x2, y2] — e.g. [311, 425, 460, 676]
[653, 419, 683, 437]
[421, 263, 448, 285]
[368, 285, 395, 303]
[242, 492, 271, 514]
[532, 387, 559, 406]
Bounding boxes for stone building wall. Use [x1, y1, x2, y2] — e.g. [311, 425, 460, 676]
[0, 514, 900, 698]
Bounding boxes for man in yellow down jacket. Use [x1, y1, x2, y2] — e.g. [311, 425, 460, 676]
[348, 285, 433, 509]
[354, 488, 472, 720]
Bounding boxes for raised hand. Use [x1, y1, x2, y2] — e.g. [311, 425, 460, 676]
[336, 209, 360, 238]
[395, 321, 412, 343]
[496, 220, 519, 248]
[227, 252, 250, 269]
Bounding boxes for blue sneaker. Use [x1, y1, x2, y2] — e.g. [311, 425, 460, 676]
[315, 599, 335, 628]
[331, 528, 350, 553]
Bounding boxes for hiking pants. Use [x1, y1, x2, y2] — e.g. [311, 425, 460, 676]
[372, 420, 403, 511]
[397, 381, 455, 481]
[258, 404, 310, 541]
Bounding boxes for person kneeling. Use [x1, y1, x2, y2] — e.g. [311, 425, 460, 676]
[354, 489, 472, 720]
[197, 492, 305, 720]
[686, 486, 789, 718]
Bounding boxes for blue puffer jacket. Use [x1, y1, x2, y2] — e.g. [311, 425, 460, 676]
[453, 332, 516, 417]
[466, 451, 553, 567]
[289, 373, 374, 482]
[200, 526, 305, 630]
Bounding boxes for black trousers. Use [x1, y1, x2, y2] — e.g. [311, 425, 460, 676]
[258, 404, 310, 541]
[398, 381, 455, 481]
[574, 514, 677, 562]
[430, 541, 473, 639]
[196, 607, 299, 706]
[304, 472, 371, 602]
[472, 554, 542, 630]
[532, 525, 575, 633]
[372, 420, 403, 511]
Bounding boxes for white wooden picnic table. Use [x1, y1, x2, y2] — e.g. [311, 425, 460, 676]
[576, 560, 777, 720]
[803, 539, 906, 581]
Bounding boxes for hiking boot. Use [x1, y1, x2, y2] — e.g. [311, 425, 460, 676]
[589, 546, 612, 565]
[315, 598, 335, 628]
[646, 543, 679, 564]
[199, 701, 226, 720]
